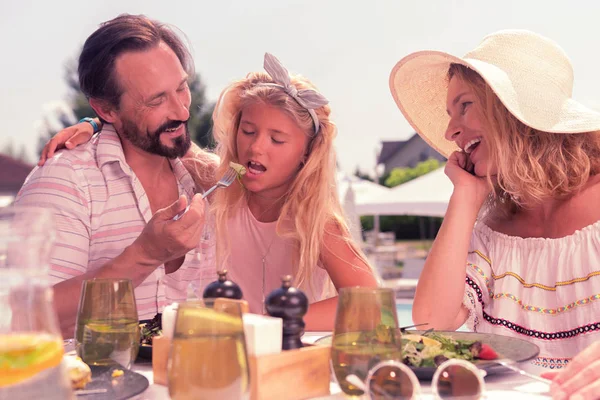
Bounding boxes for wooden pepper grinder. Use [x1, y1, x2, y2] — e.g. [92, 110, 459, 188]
[202, 270, 243, 300]
[265, 275, 308, 351]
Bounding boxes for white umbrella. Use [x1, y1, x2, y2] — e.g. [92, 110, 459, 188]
[336, 172, 391, 208]
[356, 168, 452, 217]
[342, 182, 363, 244]
[336, 172, 391, 246]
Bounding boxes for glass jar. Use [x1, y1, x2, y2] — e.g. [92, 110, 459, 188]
[0, 206, 73, 399]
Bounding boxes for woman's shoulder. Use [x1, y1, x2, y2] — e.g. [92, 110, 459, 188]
[568, 172, 600, 222]
[468, 219, 600, 284]
[473, 218, 600, 244]
[477, 175, 600, 242]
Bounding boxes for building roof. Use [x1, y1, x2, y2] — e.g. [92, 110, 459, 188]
[0, 154, 33, 193]
[377, 141, 406, 164]
[378, 133, 428, 164]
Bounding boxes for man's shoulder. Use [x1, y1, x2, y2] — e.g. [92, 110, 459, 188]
[21, 140, 101, 192]
[47, 139, 100, 170]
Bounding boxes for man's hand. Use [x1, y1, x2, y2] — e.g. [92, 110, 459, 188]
[133, 194, 206, 270]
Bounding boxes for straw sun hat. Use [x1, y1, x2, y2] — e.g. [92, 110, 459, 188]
[389, 29, 600, 157]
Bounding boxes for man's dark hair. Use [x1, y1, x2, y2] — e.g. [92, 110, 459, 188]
[78, 14, 194, 108]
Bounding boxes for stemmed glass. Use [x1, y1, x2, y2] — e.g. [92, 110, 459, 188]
[331, 287, 402, 397]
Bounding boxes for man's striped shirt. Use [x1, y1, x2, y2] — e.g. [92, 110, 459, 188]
[15, 126, 215, 320]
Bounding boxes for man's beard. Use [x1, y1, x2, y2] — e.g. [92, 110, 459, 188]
[120, 118, 192, 159]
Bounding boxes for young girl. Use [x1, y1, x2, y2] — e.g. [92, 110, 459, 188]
[39, 53, 379, 330]
[389, 29, 600, 389]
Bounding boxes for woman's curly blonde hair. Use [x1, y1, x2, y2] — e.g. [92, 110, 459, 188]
[449, 63, 600, 217]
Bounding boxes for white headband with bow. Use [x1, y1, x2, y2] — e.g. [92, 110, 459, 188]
[261, 53, 329, 134]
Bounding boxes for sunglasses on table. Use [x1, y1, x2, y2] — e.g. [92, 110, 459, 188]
[346, 358, 486, 400]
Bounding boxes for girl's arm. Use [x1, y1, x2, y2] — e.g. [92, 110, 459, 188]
[38, 118, 100, 165]
[304, 222, 379, 331]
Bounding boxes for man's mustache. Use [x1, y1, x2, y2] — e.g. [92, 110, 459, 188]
[155, 119, 188, 135]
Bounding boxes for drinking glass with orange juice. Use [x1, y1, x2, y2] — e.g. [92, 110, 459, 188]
[0, 206, 73, 399]
[168, 300, 250, 400]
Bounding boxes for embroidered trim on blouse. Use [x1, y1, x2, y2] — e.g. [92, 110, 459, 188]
[492, 292, 600, 315]
[467, 263, 493, 297]
[493, 270, 600, 291]
[532, 357, 571, 369]
[466, 277, 485, 306]
[471, 250, 492, 266]
[466, 278, 600, 340]
[463, 289, 480, 331]
[469, 250, 600, 291]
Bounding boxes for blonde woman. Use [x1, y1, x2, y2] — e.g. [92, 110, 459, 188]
[39, 53, 379, 331]
[390, 30, 600, 397]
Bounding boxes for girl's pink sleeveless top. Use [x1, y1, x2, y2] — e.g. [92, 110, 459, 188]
[219, 205, 336, 314]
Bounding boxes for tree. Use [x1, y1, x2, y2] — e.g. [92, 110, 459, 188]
[2, 141, 15, 158]
[37, 56, 216, 157]
[185, 75, 216, 150]
[64, 59, 96, 121]
[36, 101, 78, 157]
[384, 158, 443, 188]
[1, 140, 30, 163]
[17, 145, 29, 163]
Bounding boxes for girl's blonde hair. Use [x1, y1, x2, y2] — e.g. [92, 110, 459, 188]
[188, 70, 374, 295]
[448, 63, 600, 217]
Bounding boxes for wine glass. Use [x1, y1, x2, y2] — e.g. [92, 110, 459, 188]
[74, 278, 140, 369]
[168, 300, 250, 400]
[331, 287, 402, 397]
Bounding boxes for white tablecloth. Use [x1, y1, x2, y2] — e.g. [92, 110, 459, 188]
[130, 332, 552, 400]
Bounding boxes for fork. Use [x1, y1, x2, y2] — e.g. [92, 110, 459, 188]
[398, 323, 430, 333]
[490, 359, 552, 385]
[172, 166, 239, 221]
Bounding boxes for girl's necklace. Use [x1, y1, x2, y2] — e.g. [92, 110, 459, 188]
[247, 191, 289, 310]
[261, 235, 277, 312]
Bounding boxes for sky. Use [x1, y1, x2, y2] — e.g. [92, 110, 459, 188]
[2, 0, 600, 176]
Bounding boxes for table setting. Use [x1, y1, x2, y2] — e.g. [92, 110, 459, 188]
[0, 206, 553, 400]
[126, 332, 552, 400]
[64, 285, 552, 400]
